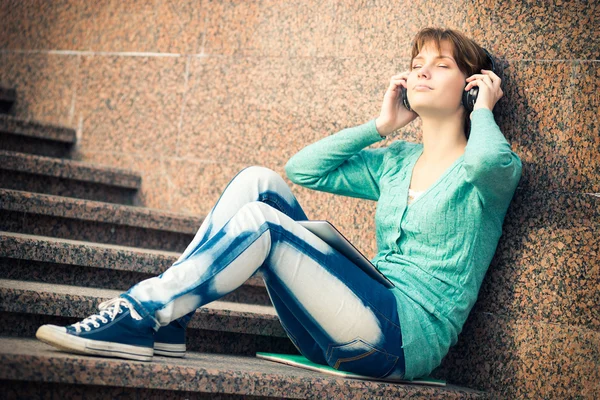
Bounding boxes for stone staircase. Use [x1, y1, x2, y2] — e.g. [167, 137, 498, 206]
[0, 87, 487, 398]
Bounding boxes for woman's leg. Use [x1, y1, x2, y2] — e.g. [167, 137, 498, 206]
[174, 166, 325, 364]
[121, 198, 404, 378]
[36, 166, 311, 362]
[37, 167, 405, 378]
[138, 166, 308, 326]
[173, 166, 309, 267]
[157, 166, 309, 331]
[256, 214, 405, 379]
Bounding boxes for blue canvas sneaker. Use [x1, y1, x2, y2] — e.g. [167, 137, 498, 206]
[154, 312, 193, 357]
[36, 297, 156, 361]
[154, 319, 186, 357]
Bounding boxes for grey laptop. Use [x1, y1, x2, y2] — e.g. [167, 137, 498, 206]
[298, 220, 395, 289]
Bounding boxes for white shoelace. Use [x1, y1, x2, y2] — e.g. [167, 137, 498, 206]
[71, 297, 143, 333]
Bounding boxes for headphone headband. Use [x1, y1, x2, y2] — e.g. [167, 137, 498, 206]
[482, 47, 496, 73]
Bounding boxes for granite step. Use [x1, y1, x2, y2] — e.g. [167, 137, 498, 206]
[0, 114, 76, 158]
[0, 150, 141, 205]
[0, 231, 270, 306]
[0, 279, 296, 356]
[0, 188, 202, 252]
[0, 337, 487, 399]
[0, 87, 16, 114]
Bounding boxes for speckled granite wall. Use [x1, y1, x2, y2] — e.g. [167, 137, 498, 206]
[1, 0, 598, 398]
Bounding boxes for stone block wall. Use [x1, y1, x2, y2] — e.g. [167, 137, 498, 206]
[1, 0, 598, 398]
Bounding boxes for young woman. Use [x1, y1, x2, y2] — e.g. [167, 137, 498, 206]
[36, 27, 522, 381]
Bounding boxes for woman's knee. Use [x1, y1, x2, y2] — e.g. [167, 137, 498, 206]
[232, 201, 276, 229]
[236, 166, 286, 187]
[229, 167, 304, 221]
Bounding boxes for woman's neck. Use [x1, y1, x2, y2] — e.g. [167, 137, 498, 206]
[419, 112, 467, 163]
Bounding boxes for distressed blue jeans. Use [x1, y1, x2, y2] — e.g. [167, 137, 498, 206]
[121, 166, 405, 379]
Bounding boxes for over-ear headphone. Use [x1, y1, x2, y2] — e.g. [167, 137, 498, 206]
[401, 48, 496, 113]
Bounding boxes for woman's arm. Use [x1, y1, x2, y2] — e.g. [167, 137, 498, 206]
[463, 108, 523, 207]
[284, 118, 387, 201]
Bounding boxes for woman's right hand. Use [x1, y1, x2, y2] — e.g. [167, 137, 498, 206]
[375, 71, 419, 136]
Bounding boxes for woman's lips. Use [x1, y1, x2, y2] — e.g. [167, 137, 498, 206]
[414, 85, 433, 91]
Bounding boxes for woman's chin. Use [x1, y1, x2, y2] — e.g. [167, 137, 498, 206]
[410, 104, 435, 116]
[410, 104, 458, 117]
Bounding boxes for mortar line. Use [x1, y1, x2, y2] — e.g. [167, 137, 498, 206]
[68, 55, 81, 126]
[175, 55, 191, 158]
[2, 48, 597, 62]
[0, 49, 183, 57]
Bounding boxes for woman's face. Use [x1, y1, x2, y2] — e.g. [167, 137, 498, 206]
[407, 40, 468, 115]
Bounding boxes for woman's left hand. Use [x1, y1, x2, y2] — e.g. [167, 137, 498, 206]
[465, 69, 503, 113]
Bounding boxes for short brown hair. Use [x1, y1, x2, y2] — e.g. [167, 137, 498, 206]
[410, 28, 493, 138]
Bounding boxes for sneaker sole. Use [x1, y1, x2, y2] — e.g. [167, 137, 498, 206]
[154, 342, 186, 358]
[36, 325, 153, 362]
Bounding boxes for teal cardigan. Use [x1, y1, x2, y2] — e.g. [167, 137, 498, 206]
[284, 108, 522, 380]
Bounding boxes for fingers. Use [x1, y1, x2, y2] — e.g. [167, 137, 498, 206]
[465, 69, 501, 91]
[390, 71, 411, 81]
[389, 73, 409, 89]
[386, 70, 412, 91]
[390, 73, 410, 81]
[465, 76, 493, 91]
[466, 70, 500, 84]
[391, 79, 407, 89]
[464, 69, 504, 107]
[467, 69, 499, 80]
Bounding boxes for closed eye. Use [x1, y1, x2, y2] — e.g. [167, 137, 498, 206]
[412, 65, 449, 69]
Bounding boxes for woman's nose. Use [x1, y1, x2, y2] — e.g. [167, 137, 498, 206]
[417, 66, 430, 78]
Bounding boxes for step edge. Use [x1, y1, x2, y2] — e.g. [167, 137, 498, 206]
[0, 231, 266, 288]
[0, 150, 142, 189]
[0, 278, 277, 319]
[0, 338, 487, 398]
[0, 114, 76, 143]
[1, 188, 202, 234]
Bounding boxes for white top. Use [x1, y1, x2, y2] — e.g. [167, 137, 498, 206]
[407, 188, 425, 205]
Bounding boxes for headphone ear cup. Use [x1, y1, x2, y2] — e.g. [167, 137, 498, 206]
[463, 48, 496, 113]
[401, 86, 411, 110]
[462, 85, 478, 113]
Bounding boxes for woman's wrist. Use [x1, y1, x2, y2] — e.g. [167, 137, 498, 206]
[375, 117, 394, 137]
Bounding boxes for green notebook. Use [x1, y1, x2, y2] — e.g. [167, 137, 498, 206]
[256, 352, 446, 387]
